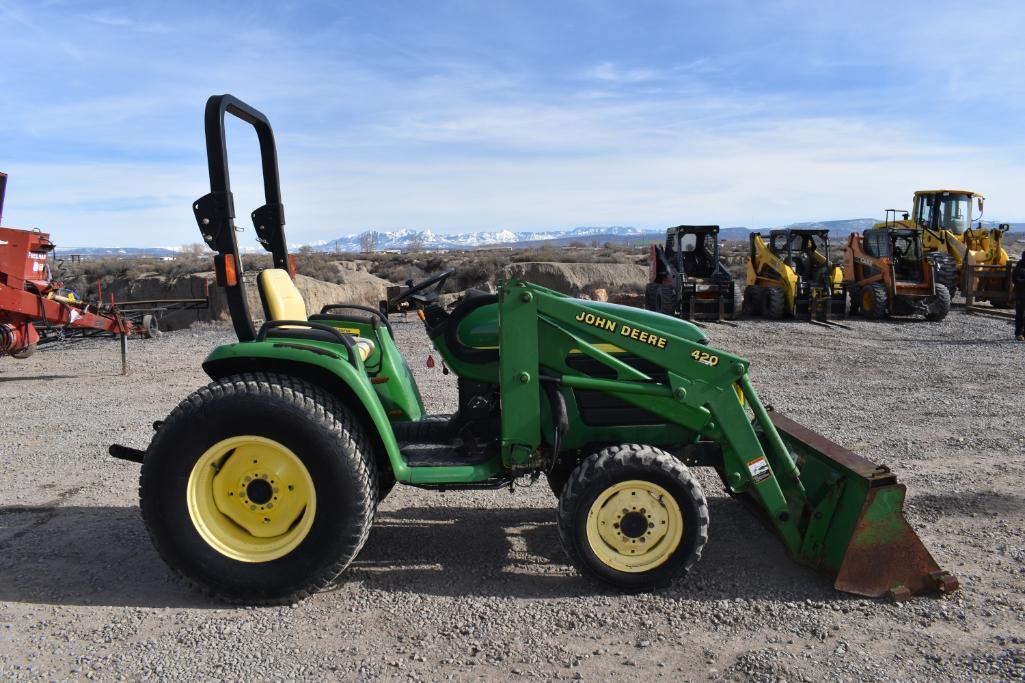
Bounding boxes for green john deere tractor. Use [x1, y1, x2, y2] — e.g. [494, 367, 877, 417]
[110, 95, 957, 605]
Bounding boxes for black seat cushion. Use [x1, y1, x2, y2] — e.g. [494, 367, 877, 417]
[265, 327, 352, 345]
[309, 313, 376, 326]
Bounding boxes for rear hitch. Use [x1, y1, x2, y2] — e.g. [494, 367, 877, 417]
[109, 444, 146, 464]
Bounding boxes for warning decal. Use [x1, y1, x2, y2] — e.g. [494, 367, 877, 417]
[747, 456, 771, 483]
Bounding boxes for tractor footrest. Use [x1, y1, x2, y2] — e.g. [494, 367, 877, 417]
[401, 443, 493, 468]
[392, 415, 454, 444]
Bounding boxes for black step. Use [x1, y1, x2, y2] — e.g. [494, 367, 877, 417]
[401, 443, 494, 468]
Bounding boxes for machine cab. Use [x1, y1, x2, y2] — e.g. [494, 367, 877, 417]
[912, 190, 982, 235]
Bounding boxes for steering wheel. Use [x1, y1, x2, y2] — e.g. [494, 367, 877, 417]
[390, 269, 455, 307]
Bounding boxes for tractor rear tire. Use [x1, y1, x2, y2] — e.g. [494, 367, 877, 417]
[763, 287, 786, 319]
[656, 285, 678, 317]
[742, 285, 763, 316]
[926, 284, 952, 321]
[861, 283, 889, 319]
[557, 444, 708, 591]
[11, 344, 36, 359]
[140, 372, 377, 605]
[644, 283, 659, 311]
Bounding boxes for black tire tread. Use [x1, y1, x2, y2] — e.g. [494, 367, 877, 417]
[644, 283, 659, 311]
[11, 343, 36, 359]
[140, 371, 377, 606]
[743, 285, 763, 315]
[926, 283, 951, 321]
[557, 444, 709, 590]
[764, 287, 786, 319]
[864, 283, 889, 319]
[657, 284, 677, 317]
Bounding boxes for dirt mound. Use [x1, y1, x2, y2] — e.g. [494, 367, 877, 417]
[500, 261, 647, 296]
[106, 270, 392, 331]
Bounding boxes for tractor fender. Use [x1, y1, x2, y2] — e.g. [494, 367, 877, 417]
[201, 342, 410, 482]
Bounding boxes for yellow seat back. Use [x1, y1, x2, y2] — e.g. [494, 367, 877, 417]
[258, 269, 307, 321]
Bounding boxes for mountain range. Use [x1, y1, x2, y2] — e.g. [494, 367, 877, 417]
[61, 219, 1024, 257]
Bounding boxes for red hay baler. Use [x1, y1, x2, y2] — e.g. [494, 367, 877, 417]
[0, 172, 148, 360]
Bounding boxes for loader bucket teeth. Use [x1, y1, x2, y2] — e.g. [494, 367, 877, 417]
[766, 412, 957, 599]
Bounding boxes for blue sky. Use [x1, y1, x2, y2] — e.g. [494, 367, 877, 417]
[2, 1, 1024, 248]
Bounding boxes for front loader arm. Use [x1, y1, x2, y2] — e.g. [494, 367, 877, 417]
[498, 279, 956, 598]
[498, 280, 808, 549]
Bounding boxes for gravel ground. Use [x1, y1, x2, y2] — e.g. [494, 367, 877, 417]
[1, 309, 1023, 681]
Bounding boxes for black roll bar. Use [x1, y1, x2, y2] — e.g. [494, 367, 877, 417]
[193, 94, 290, 341]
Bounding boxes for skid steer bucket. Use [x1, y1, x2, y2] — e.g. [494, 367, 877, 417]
[767, 413, 958, 600]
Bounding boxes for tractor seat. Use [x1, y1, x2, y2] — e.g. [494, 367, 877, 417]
[257, 269, 375, 362]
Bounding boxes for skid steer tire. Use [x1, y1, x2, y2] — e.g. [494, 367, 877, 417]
[847, 286, 861, 315]
[742, 285, 763, 316]
[557, 444, 708, 591]
[927, 253, 959, 297]
[655, 285, 678, 317]
[925, 284, 952, 322]
[763, 287, 786, 319]
[11, 344, 36, 359]
[861, 283, 889, 319]
[140, 372, 377, 605]
[643, 283, 659, 311]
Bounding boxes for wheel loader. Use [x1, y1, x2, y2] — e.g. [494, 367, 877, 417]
[110, 95, 956, 605]
[645, 225, 737, 321]
[875, 190, 1015, 306]
[843, 227, 950, 321]
[742, 229, 846, 320]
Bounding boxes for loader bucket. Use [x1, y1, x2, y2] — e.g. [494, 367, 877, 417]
[768, 413, 958, 600]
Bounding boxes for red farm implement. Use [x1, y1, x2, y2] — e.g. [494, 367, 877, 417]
[0, 172, 154, 368]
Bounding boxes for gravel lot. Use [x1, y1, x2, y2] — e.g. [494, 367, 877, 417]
[1, 310, 1023, 681]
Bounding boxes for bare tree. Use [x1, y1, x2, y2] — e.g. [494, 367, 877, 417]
[179, 243, 207, 257]
[405, 232, 426, 253]
[359, 230, 379, 253]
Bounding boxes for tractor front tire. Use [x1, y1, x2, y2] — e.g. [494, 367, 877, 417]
[926, 284, 952, 321]
[742, 285, 763, 316]
[557, 444, 708, 591]
[140, 372, 377, 605]
[763, 287, 786, 319]
[11, 344, 36, 359]
[546, 453, 586, 498]
[861, 283, 889, 319]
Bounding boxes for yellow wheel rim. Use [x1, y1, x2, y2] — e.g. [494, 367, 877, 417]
[862, 289, 873, 311]
[585, 480, 683, 573]
[187, 435, 316, 563]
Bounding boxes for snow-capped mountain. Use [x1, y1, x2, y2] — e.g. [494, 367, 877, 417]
[316, 226, 654, 252]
